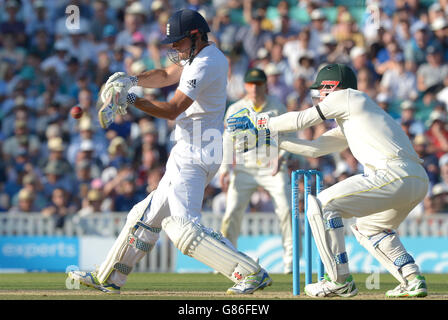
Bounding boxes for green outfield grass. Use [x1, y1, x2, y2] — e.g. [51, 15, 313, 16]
[0, 272, 447, 300]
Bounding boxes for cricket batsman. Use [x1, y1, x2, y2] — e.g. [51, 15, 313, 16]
[220, 68, 293, 274]
[69, 9, 272, 295]
[227, 63, 429, 298]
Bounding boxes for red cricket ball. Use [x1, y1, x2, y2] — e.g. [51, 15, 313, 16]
[70, 106, 83, 119]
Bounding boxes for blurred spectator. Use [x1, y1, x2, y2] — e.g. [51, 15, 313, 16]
[90, 0, 117, 42]
[428, 183, 448, 214]
[417, 43, 448, 93]
[39, 137, 73, 175]
[269, 42, 294, 87]
[28, 28, 53, 61]
[264, 63, 292, 105]
[42, 188, 77, 228]
[399, 100, 425, 139]
[107, 136, 129, 169]
[425, 110, 448, 158]
[350, 46, 378, 80]
[40, 39, 71, 77]
[225, 43, 249, 104]
[380, 53, 418, 102]
[413, 134, 440, 187]
[283, 29, 316, 75]
[332, 11, 364, 48]
[309, 8, 331, 52]
[8, 188, 39, 214]
[0, 0, 26, 46]
[286, 76, 313, 110]
[212, 6, 239, 49]
[10, 173, 47, 211]
[115, 2, 148, 48]
[273, 13, 300, 46]
[404, 25, 430, 68]
[431, 17, 448, 60]
[77, 188, 106, 217]
[113, 172, 145, 212]
[2, 119, 40, 163]
[0, 32, 26, 72]
[67, 117, 108, 167]
[235, 13, 273, 63]
[42, 160, 73, 201]
[26, 1, 53, 36]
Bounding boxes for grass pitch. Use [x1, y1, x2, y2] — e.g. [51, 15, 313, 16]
[0, 272, 447, 300]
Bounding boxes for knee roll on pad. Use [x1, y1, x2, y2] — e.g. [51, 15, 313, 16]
[162, 216, 260, 283]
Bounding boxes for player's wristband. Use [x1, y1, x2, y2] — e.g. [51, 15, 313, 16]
[127, 93, 137, 105]
[129, 76, 138, 86]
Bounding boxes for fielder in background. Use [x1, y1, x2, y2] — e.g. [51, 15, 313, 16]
[227, 63, 429, 298]
[69, 9, 272, 295]
[220, 68, 293, 274]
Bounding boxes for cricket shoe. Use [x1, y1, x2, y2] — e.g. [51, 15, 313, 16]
[68, 270, 121, 294]
[385, 275, 427, 298]
[304, 274, 358, 298]
[226, 268, 272, 295]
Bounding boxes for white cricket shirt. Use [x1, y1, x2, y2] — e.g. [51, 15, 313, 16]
[175, 43, 228, 146]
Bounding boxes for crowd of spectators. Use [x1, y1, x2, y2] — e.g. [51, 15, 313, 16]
[1, 0, 448, 230]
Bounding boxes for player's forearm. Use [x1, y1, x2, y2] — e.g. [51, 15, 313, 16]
[278, 129, 348, 158]
[133, 98, 180, 120]
[136, 69, 176, 88]
[268, 109, 322, 132]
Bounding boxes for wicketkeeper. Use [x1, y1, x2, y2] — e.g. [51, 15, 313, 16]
[227, 63, 429, 298]
[220, 68, 293, 273]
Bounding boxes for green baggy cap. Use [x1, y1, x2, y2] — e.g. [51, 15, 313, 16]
[310, 63, 357, 90]
[244, 68, 267, 83]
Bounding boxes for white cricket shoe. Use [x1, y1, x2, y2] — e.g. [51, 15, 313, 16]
[68, 270, 121, 294]
[386, 275, 427, 298]
[305, 274, 358, 298]
[226, 268, 273, 295]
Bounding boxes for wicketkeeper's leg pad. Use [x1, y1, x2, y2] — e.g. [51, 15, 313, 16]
[162, 216, 260, 283]
[307, 195, 349, 282]
[97, 192, 160, 285]
[350, 224, 419, 284]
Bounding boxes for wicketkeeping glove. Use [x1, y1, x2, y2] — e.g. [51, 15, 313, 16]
[226, 108, 271, 132]
[226, 108, 274, 153]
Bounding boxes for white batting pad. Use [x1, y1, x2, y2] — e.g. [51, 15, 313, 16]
[162, 216, 260, 283]
[97, 193, 159, 284]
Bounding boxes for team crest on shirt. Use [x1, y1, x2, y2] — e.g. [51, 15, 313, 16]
[186, 79, 196, 88]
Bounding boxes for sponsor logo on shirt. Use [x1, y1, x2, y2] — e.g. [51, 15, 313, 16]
[186, 79, 197, 89]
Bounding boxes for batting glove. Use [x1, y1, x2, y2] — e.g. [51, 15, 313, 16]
[101, 72, 138, 103]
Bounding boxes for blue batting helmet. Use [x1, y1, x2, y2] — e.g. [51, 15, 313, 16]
[160, 9, 210, 44]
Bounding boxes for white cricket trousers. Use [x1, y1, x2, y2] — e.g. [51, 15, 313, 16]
[142, 140, 221, 227]
[221, 168, 293, 270]
[316, 160, 429, 280]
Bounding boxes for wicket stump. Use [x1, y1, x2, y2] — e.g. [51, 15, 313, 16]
[291, 169, 325, 295]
